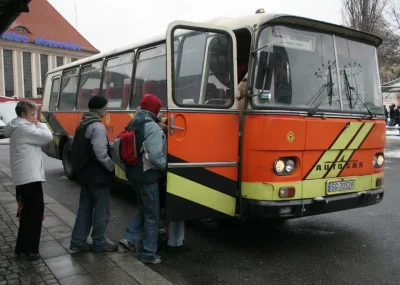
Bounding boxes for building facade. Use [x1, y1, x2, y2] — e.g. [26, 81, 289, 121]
[0, 0, 98, 99]
[382, 78, 400, 107]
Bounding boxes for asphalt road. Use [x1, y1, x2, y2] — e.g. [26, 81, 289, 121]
[1, 135, 399, 285]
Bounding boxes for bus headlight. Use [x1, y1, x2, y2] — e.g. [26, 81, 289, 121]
[373, 153, 384, 167]
[274, 157, 296, 175]
[275, 160, 285, 174]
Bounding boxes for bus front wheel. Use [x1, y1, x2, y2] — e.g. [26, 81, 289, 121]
[62, 142, 76, 180]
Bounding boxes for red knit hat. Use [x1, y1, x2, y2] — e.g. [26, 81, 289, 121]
[140, 94, 162, 115]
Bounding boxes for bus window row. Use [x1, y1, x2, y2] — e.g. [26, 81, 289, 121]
[48, 44, 168, 111]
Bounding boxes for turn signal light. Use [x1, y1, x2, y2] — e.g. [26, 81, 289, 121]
[376, 177, 383, 187]
[279, 186, 296, 198]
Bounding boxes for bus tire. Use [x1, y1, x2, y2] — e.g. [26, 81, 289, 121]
[62, 141, 76, 180]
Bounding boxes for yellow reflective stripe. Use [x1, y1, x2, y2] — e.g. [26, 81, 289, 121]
[242, 174, 381, 201]
[348, 123, 374, 149]
[302, 175, 371, 198]
[330, 122, 363, 149]
[167, 172, 236, 216]
[241, 181, 303, 201]
[305, 122, 364, 180]
[324, 149, 353, 178]
[115, 163, 128, 181]
[40, 113, 59, 146]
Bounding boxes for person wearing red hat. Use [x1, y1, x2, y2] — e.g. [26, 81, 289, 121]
[119, 94, 166, 264]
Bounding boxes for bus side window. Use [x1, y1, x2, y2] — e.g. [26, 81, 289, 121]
[173, 31, 234, 107]
[76, 61, 102, 110]
[49, 78, 60, 111]
[130, 45, 167, 109]
[59, 68, 79, 111]
[103, 52, 134, 110]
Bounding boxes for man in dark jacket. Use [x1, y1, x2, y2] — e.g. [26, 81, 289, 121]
[119, 94, 166, 264]
[389, 104, 395, 126]
[69, 96, 117, 253]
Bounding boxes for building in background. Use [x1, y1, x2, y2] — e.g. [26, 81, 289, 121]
[0, 0, 98, 99]
[382, 78, 400, 107]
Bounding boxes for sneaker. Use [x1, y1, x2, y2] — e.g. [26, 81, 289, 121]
[142, 256, 162, 265]
[158, 228, 167, 235]
[70, 243, 91, 252]
[119, 239, 136, 252]
[92, 243, 118, 253]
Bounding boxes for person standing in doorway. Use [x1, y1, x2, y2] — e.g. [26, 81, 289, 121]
[3, 100, 53, 261]
[69, 96, 117, 253]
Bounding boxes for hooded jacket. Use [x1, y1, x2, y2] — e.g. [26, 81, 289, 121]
[71, 112, 115, 187]
[125, 109, 166, 183]
[3, 117, 53, 186]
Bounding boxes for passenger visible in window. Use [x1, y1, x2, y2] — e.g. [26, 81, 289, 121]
[238, 73, 247, 122]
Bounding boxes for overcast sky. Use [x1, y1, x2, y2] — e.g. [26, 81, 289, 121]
[48, 0, 344, 53]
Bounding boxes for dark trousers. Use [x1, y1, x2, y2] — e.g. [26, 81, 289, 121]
[15, 182, 44, 254]
[70, 184, 110, 251]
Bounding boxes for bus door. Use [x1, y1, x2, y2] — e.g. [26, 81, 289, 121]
[165, 21, 239, 221]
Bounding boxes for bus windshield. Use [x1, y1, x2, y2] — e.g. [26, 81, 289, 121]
[251, 25, 383, 115]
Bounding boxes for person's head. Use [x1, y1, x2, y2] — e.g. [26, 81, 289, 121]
[140, 94, 162, 115]
[88, 96, 108, 118]
[15, 100, 38, 123]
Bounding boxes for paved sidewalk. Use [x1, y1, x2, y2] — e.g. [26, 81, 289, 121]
[0, 164, 172, 285]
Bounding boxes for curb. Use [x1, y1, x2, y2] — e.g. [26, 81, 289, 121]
[0, 161, 173, 285]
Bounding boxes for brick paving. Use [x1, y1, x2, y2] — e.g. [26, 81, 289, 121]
[0, 153, 172, 285]
[0, 201, 59, 285]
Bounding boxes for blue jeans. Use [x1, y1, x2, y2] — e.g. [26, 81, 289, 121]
[70, 185, 110, 251]
[123, 181, 159, 262]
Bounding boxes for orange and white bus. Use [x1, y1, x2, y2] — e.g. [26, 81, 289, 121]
[40, 10, 385, 221]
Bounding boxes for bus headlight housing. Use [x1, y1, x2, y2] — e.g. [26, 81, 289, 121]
[274, 157, 296, 175]
[373, 153, 384, 168]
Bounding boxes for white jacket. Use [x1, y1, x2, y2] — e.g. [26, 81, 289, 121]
[3, 117, 53, 186]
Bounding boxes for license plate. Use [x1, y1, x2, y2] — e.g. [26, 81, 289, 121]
[327, 180, 355, 193]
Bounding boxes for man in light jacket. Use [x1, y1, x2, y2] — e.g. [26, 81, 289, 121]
[119, 94, 166, 264]
[4, 100, 53, 260]
[69, 96, 117, 253]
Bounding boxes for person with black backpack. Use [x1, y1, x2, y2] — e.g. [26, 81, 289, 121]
[118, 94, 166, 264]
[69, 96, 117, 253]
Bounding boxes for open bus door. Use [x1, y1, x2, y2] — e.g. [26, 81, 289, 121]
[165, 21, 239, 221]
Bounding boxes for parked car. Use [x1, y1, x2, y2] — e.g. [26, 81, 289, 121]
[0, 117, 5, 138]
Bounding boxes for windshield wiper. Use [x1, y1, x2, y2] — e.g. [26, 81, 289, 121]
[307, 82, 334, 116]
[308, 64, 334, 116]
[343, 69, 375, 119]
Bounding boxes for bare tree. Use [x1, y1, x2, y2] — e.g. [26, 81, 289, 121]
[342, 0, 389, 33]
[387, 0, 400, 31]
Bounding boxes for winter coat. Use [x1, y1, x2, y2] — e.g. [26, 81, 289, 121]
[71, 112, 115, 187]
[3, 117, 53, 186]
[125, 109, 166, 183]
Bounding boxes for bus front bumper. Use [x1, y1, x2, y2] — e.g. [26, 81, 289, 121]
[243, 188, 384, 219]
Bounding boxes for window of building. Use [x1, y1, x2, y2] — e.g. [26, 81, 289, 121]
[23, 52, 33, 98]
[3, 50, 14, 97]
[56, 56, 64, 67]
[13, 26, 30, 33]
[40, 54, 48, 88]
[59, 68, 79, 111]
[71, 58, 77, 62]
[103, 52, 134, 109]
[77, 61, 103, 109]
[49, 78, 60, 111]
[130, 45, 166, 108]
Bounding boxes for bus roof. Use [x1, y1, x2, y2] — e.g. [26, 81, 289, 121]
[47, 12, 382, 75]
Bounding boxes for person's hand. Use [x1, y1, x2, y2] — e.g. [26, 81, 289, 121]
[158, 121, 166, 129]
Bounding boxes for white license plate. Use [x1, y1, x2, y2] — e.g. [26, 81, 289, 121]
[327, 180, 355, 193]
